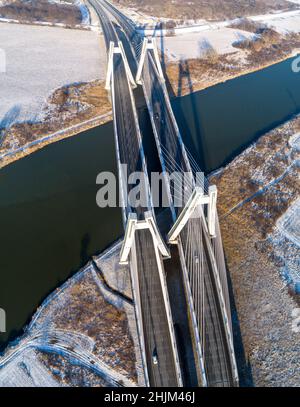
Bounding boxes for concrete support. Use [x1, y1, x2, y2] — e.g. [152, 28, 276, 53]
[136, 38, 148, 85]
[151, 239, 183, 387]
[105, 40, 136, 90]
[120, 212, 170, 265]
[168, 186, 218, 244]
[168, 187, 205, 244]
[136, 37, 165, 85]
[120, 213, 138, 264]
[105, 41, 115, 90]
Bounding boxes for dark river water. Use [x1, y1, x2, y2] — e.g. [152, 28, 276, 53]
[1, 56, 300, 350]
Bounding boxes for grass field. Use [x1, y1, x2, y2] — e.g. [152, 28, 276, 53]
[0, 0, 82, 25]
[114, 0, 298, 21]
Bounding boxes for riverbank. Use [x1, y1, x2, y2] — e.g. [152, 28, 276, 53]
[0, 0, 89, 29]
[2, 11, 300, 170]
[165, 39, 300, 96]
[211, 114, 300, 386]
[0, 80, 112, 169]
[0, 240, 144, 387]
[0, 109, 112, 169]
[2, 48, 299, 171]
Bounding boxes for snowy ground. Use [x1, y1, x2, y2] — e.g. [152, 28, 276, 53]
[159, 28, 256, 61]
[0, 22, 106, 129]
[272, 197, 300, 287]
[0, 240, 144, 387]
[121, 5, 300, 62]
[0, 349, 61, 387]
[251, 9, 300, 34]
[156, 8, 300, 62]
[93, 241, 132, 300]
[269, 132, 300, 288]
[211, 115, 300, 386]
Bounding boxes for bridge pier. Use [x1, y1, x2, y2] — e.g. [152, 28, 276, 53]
[136, 37, 165, 85]
[168, 186, 218, 245]
[120, 211, 170, 265]
[105, 40, 136, 90]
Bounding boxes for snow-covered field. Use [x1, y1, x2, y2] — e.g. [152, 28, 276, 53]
[273, 198, 300, 286]
[289, 132, 300, 150]
[277, 199, 300, 248]
[251, 9, 300, 34]
[0, 349, 61, 387]
[159, 28, 256, 61]
[0, 22, 106, 128]
[149, 8, 300, 61]
[0, 240, 144, 387]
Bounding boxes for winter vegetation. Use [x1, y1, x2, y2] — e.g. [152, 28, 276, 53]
[0, 22, 110, 167]
[211, 114, 300, 386]
[113, 0, 298, 21]
[0, 0, 89, 27]
[163, 14, 300, 95]
[0, 241, 144, 387]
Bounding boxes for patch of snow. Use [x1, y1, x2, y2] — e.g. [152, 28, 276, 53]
[157, 28, 256, 61]
[92, 241, 145, 387]
[277, 198, 300, 248]
[0, 348, 61, 387]
[74, 0, 90, 25]
[289, 132, 300, 151]
[0, 22, 106, 128]
[269, 198, 300, 287]
[0, 255, 140, 387]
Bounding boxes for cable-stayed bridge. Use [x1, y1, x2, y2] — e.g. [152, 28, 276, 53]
[89, 0, 239, 387]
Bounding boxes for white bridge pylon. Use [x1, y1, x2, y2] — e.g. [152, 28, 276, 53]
[105, 40, 137, 90]
[136, 37, 165, 85]
[120, 211, 170, 265]
[168, 185, 218, 245]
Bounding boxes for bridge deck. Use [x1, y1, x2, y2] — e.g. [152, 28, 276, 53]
[135, 229, 179, 387]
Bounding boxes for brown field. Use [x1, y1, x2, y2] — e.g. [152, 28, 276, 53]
[0, 0, 82, 26]
[114, 0, 297, 21]
[234, 30, 300, 65]
[165, 30, 300, 96]
[210, 115, 300, 386]
[0, 80, 110, 154]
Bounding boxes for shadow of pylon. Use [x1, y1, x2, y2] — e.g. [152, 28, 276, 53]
[152, 22, 176, 98]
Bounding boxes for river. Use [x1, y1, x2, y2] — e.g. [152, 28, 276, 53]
[1, 55, 300, 350]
